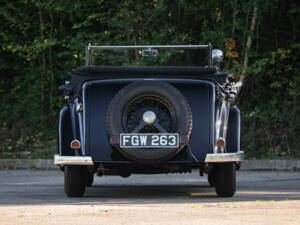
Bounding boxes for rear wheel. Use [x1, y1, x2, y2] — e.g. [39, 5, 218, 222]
[214, 163, 236, 197]
[207, 170, 216, 187]
[85, 172, 94, 187]
[64, 165, 86, 197]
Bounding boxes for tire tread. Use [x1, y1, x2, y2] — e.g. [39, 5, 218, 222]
[214, 163, 236, 197]
[64, 165, 86, 197]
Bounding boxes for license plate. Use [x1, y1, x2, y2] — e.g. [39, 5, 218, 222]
[120, 133, 179, 148]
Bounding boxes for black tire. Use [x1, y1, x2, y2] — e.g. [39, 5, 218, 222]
[214, 163, 236, 197]
[207, 170, 216, 187]
[85, 172, 94, 187]
[64, 165, 86, 197]
[106, 80, 192, 164]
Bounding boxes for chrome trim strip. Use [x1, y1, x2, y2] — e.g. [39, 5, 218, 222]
[54, 154, 93, 165]
[205, 151, 244, 163]
[88, 44, 210, 50]
[77, 111, 85, 155]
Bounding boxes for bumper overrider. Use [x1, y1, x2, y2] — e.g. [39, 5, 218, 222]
[53, 151, 243, 165]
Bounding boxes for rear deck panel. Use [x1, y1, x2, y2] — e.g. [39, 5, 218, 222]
[83, 78, 215, 163]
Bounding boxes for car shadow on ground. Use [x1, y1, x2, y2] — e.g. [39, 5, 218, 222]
[81, 183, 300, 203]
[0, 171, 299, 205]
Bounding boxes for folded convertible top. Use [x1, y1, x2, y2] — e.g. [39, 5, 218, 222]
[68, 66, 228, 99]
[74, 66, 217, 76]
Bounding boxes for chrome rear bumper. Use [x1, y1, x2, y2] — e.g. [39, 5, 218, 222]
[204, 151, 244, 163]
[54, 151, 243, 165]
[54, 154, 93, 165]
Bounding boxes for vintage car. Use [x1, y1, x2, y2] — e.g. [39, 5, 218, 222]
[54, 44, 244, 197]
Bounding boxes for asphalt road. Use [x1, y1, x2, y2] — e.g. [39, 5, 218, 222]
[0, 170, 299, 225]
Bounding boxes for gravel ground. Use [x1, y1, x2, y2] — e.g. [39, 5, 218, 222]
[0, 170, 299, 225]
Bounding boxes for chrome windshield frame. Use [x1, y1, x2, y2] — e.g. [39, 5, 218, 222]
[85, 44, 212, 67]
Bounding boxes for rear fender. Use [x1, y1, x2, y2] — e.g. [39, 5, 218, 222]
[58, 106, 75, 156]
[226, 105, 240, 153]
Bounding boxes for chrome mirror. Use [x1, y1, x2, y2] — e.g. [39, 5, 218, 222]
[212, 49, 224, 67]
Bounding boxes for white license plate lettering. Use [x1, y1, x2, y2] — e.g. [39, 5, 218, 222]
[160, 135, 167, 145]
[122, 135, 131, 145]
[140, 135, 147, 145]
[151, 135, 159, 146]
[120, 133, 179, 148]
[168, 135, 176, 146]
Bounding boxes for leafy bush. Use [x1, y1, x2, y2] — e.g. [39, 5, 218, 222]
[0, 0, 299, 158]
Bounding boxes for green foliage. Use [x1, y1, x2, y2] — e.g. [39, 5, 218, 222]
[240, 44, 300, 158]
[0, 0, 299, 158]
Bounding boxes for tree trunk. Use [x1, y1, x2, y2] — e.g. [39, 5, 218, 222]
[49, 10, 55, 120]
[231, 0, 238, 38]
[237, 5, 258, 97]
[38, 1, 47, 112]
[241, 6, 250, 64]
[242, 6, 258, 76]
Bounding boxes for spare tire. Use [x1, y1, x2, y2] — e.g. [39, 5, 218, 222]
[106, 80, 192, 163]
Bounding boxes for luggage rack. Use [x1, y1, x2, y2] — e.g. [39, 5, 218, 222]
[85, 44, 213, 67]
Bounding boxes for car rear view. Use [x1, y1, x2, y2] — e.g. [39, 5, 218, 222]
[55, 44, 244, 197]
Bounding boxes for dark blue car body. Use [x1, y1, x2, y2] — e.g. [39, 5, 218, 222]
[55, 45, 244, 197]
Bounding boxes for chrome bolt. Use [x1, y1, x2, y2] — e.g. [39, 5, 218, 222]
[76, 103, 83, 112]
